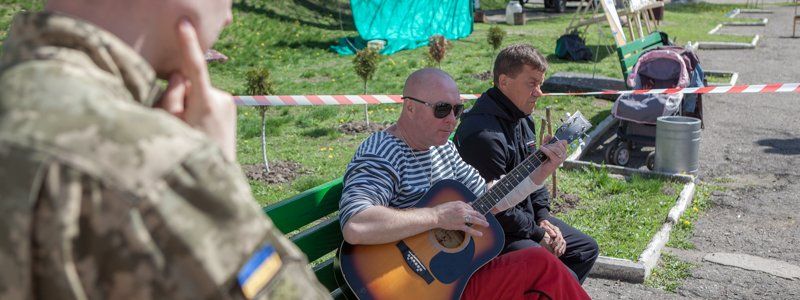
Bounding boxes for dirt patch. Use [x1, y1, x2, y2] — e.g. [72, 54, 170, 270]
[339, 121, 390, 135]
[593, 99, 611, 107]
[470, 70, 492, 81]
[243, 160, 307, 184]
[551, 191, 582, 215]
[660, 185, 677, 196]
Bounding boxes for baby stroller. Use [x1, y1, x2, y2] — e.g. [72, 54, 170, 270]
[605, 46, 705, 170]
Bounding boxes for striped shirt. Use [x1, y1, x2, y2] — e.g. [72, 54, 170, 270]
[339, 131, 487, 228]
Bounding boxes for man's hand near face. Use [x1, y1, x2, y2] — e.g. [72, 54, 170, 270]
[156, 19, 236, 161]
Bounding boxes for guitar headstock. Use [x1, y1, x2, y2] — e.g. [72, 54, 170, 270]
[554, 111, 592, 145]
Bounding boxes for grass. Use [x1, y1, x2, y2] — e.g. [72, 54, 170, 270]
[706, 72, 735, 86]
[640, 181, 720, 292]
[553, 167, 683, 261]
[645, 253, 694, 292]
[667, 182, 719, 250]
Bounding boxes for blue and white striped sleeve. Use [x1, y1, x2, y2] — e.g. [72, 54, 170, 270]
[339, 153, 399, 229]
[447, 142, 487, 197]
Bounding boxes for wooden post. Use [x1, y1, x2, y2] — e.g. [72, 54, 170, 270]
[626, 15, 636, 41]
[538, 117, 547, 147]
[546, 107, 557, 199]
[794, 0, 799, 38]
[642, 9, 653, 33]
[634, 12, 645, 38]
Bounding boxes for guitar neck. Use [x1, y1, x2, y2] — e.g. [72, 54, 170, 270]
[472, 137, 561, 215]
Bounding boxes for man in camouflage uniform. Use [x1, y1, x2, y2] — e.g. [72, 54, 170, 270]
[0, 1, 329, 299]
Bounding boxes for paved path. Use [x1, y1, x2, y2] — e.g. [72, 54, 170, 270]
[585, 2, 800, 299]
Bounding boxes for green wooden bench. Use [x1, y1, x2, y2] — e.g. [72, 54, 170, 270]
[616, 31, 670, 87]
[263, 177, 350, 299]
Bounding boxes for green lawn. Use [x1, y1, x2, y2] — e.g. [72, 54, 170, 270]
[208, 0, 755, 207]
[554, 167, 684, 260]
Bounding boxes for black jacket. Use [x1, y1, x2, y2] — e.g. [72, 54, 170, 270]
[454, 87, 550, 243]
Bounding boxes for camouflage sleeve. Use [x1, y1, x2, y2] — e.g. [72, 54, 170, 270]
[21, 145, 329, 299]
[156, 145, 332, 300]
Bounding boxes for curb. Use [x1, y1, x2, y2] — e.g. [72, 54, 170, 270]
[589, 256, 647, 283]
[695, 34, 759, 50]
[562, 160, 695, 183]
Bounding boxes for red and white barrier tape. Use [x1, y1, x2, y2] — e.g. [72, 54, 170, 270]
[542, 82, 800, 96]
[233, 94, 480, 106]
[233, 83, 800, 106]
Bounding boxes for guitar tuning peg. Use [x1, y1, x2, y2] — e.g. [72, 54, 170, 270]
[565, 112, 572, 119]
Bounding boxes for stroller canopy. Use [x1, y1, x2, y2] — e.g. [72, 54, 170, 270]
[614, 49, 691, 125]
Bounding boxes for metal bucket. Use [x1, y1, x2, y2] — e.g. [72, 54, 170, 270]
[655, 116, 701, 175]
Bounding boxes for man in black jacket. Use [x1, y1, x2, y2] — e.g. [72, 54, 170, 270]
[454, 44, 598, 284]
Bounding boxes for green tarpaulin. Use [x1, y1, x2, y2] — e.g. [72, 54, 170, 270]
[331, 0, 474, 55]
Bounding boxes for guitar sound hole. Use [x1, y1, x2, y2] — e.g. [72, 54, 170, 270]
[432, 229, 466, 249]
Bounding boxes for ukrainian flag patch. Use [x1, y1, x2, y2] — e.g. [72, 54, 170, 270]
[238, 244, 283, 299]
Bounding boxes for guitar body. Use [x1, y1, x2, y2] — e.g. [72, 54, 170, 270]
[337, 179, 505, 300]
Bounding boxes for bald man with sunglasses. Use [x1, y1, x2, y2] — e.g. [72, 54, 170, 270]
[338, 68, 589, 299]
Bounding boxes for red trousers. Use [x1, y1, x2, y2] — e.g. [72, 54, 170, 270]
[461, 247, 590, 300]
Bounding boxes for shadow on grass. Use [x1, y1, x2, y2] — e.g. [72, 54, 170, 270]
[546, 44, 615, 64]
[234, 0, 355, 31]
[273, 39, 339, 50]
[589, 109, 612, 129]
[302, 127, 341, 138]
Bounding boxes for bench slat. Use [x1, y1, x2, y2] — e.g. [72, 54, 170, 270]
[264, 178, 343, 234]
[291, 217, 343, 262]
[618, 32, 664, 56]
[313, 259, 339, 292]
[314, 259, 355, 300]
[617, 32, 669, 85]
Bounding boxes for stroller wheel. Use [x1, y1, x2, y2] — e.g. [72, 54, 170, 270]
[646, 152, 656, 170]
[614, 142, 631, 166]
[604, 142, 619, 165]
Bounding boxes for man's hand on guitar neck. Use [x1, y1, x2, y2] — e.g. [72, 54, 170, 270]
[530, 136, 568, 186]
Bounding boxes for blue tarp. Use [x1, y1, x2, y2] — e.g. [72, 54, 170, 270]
[331, 0, 474, 55]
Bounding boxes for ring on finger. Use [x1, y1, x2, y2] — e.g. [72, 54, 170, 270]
[464, 215, 471, 224]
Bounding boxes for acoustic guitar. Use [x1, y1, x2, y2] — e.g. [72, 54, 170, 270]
[336, 111, 592, 300]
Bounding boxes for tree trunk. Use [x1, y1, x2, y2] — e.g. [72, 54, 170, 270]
[363, 80, 370, 126]
[260, 108, 270, 174]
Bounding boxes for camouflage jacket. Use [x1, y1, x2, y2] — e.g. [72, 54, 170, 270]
[0, 12, 329, 300]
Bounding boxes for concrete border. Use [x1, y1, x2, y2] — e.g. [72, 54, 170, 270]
[722, 18, 768, 26]
[589, 256, 647, 283]
[726, 8, 741, 18]
[695, 34, 759, 50]
[639, 182, 696, 277]
[700, 8, 767, 50]
[738, 8, 773, 14]
[708, 24, 724, 35]
[726, 8, 773, 18]
[562, 159, 695, 183]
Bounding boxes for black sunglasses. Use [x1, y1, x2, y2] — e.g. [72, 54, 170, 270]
[402, 96, 465, 119]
